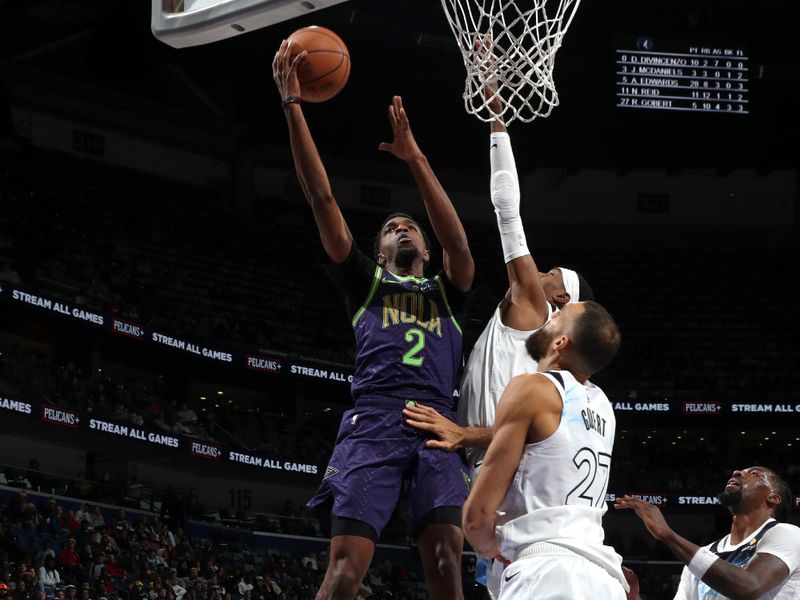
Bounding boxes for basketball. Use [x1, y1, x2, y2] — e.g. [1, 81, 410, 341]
[287, 26, 350, 103]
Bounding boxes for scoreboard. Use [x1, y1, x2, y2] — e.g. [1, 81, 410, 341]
[615, 36, 750, 115]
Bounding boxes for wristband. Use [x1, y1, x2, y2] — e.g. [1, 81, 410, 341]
[688, 547, 717, 579]
[282, 96, 301, 107]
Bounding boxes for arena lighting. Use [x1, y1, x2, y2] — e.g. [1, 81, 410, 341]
[741, 431, 746, 434]
[217, 390, 224, 395]
[200, 396, 206, 400]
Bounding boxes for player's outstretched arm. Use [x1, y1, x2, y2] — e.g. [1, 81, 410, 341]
[482, 61, 548, 330]
[379, 96, 474, 292]
[487, 123, 549, 329]
[273, 40, 353, 264]
[615, 497, 791, 599]
[403, 403, 492, 451]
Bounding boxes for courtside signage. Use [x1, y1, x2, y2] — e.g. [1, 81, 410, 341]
[1, 395, 321, 478]
[41, 404, 80, 428]
[3, 285, 351, 385]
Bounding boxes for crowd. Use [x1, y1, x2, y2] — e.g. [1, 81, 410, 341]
[0, 488, 477, 600]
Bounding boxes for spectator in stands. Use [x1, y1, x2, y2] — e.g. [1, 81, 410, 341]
[74, 505, 91, 525]
[65, 511, 81, 534]
[11, 581, 30, 600]
[235, 574, 252, 597]
[59, 538, 80, 574]
[132, 581, 147, 600]
[37, 556, 60, 594]
[47, 505, 68, 539]
[63, 586, 76, 600]
[87, 507, 105, 529]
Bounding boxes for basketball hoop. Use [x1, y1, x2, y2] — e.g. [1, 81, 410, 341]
[440, 0, 582, 126]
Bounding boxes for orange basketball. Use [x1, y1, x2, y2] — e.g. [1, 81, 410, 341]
[287, 26, 350, 103]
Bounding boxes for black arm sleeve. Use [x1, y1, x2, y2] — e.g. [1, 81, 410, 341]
[438, 269, 474, 322]
[325, 242, 379, 319]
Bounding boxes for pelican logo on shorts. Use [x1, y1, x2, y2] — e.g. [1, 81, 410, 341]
[461, 470, 472, 485]
[324, 466, 340, 480]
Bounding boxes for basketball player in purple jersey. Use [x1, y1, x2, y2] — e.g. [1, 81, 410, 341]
[403, 90, 593, 463]
[274, 41, 475, 600]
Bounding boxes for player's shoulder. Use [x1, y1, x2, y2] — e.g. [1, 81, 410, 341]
[506, 373, 564, 406]
[766, 522, 800, 541]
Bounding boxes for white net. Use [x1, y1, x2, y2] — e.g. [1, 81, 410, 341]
[441, 0, 582, 125]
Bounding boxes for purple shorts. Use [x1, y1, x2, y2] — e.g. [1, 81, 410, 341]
[308, 404, 470, 538]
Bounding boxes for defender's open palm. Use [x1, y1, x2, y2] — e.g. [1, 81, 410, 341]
[378, 96, 423, 162]
[615, 495, 673, 541]
[272, 39, 306, 99]
[403, 403, 463, 451]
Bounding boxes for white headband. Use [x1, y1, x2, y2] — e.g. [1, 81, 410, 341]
[558, 267, 580, 304]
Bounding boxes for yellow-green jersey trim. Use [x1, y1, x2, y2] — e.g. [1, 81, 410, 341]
[434, 274, 462, 336]
[352, 264, 383, 328]
[384, 271, 429, 284]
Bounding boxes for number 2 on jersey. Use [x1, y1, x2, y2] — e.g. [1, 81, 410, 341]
[565, 448, 611, 507]
[402, 328, 425, 366]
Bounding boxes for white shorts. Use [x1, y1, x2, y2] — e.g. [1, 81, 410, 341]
[496, 545, 626, 600]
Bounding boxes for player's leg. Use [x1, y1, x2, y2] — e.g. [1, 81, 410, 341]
[311, 407, 410, 599]
[416, 519, 465, 600]
[316, 528, 375, 600]
[407, 433, 470, 600]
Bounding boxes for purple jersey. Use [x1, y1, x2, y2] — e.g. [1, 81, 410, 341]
[329, 245, 467, 408]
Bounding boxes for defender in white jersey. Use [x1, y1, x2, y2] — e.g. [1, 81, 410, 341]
[463, 301, 627, 600]
[403, 103, 594, 473]
[617, 467, 799, 600]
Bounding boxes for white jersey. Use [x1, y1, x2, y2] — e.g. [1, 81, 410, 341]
[494, 370, 626, 589]
[458, 303, 553, 469]
[674, 520, 800, 600]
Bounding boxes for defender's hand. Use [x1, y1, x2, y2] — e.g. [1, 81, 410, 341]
[403, 403, 464, 451]
[615, 495, 673, 542]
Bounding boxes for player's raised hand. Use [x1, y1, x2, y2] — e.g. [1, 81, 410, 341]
[378, 96, 423, 162]
[402, 403, 464, 451]
[472, 34, 503, 120]
[272, 39, 306, 100]
[614, 495, 673, 542]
